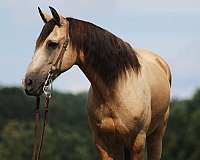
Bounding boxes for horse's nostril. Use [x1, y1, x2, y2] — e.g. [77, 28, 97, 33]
[25, 78, 33, 86]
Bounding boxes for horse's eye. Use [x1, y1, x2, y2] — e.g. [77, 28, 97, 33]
[47, 41, 59, 49]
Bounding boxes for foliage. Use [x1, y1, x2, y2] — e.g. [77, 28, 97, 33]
[163, 91, 200, 160]
[0, 87, 200, 159]
[0, 87, 97, 160]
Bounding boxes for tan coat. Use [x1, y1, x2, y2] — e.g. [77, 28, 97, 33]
[87, 49, 171, 160]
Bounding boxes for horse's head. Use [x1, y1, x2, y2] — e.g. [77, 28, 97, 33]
[23, 7, 77, 96]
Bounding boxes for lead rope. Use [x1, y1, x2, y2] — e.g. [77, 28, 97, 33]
[32, 96, 40, 160]
[32, 72, 53, 160]
[32, 37, 68, 160]
[36, 96, 49, 160]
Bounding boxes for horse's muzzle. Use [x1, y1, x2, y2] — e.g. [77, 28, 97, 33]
[22, 74, 45, 96]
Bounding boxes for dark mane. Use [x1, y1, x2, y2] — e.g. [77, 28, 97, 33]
[67, 18, 140, 85]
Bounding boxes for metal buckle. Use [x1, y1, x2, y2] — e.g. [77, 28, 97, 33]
[63, 40, 69, 49]
[43, 72, 53, 98]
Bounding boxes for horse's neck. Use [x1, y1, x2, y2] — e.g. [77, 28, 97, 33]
[78, 62, 110, 100]
[78, 57, 134, 102]
[77, 57, 111, 101]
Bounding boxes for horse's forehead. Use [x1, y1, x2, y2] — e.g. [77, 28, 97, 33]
[36, 19, 68, 49]
[49, 25, 67, 38]
[36, 20, 56, 48]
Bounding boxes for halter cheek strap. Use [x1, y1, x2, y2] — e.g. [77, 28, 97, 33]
[43, 39, 69, 97]
[51, 39, 69, 72]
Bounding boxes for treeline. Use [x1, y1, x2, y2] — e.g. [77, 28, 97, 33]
[0, 87, 199, 160]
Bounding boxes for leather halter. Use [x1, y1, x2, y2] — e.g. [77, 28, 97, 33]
[43, 38, 69, 97]
[51, 40, 69, 72]
[32, 36, 69, 160]
[44, 38, 69, 90]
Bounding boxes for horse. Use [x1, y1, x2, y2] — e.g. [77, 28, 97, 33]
[23, 7, 171, 160]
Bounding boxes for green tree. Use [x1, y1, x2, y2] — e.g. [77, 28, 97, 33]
[0, 87, 200, 160]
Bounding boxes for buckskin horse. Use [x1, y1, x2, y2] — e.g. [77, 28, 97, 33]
[23, 7, 171, 160]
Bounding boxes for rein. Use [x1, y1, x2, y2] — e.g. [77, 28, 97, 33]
[32, 38, 68, 160]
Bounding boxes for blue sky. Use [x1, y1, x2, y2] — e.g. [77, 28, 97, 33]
[0, 0, 200, 98]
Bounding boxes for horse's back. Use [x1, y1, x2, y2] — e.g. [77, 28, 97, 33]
[136, 48, 171, 80]
[135, 48, 171, 134]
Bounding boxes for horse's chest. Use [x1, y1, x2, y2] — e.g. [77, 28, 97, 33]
[88, 104, 137, 136]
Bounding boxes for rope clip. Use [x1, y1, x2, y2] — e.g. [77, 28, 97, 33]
[43, 72, 53, 98]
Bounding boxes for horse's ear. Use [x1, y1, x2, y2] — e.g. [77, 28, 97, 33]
[49, 6, 61, 26]
[38, 7, 51, 23]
